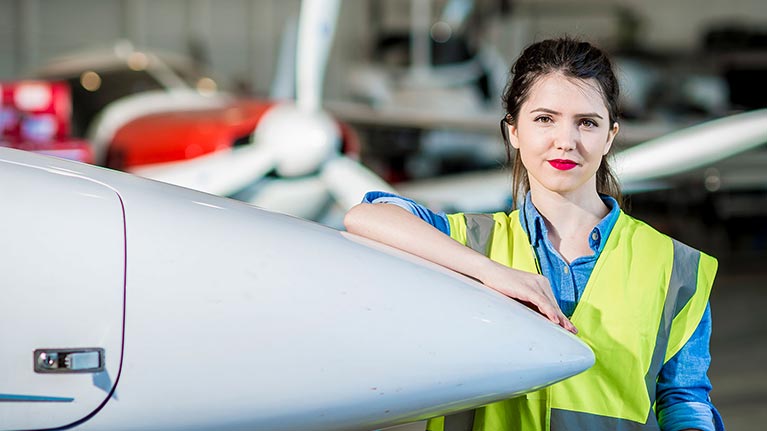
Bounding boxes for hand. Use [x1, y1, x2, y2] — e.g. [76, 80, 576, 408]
[345, 203, 577, 333]
[479, 261, 577, 334]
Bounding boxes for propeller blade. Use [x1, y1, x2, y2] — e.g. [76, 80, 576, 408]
[614, 108, 767, 184]
[397, 169, 512, 213]
[295, 0, 341, 112]
[242, 175, 331, 220]
[270, 14, 298, 100]
[129, 143, 277, 196]
[319, 155, 396, 211]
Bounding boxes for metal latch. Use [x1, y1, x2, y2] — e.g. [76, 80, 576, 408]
[34, 348, 105, 373]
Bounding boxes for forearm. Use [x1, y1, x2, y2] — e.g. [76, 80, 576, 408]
[656, 306, 721, 431]
[344, 203, 576, 333]
[344, 203, 496, 281]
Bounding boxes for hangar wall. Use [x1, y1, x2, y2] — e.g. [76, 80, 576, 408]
[0, 0, 764, 98]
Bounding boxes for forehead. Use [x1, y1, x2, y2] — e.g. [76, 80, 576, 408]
[523, 73, 608, 115]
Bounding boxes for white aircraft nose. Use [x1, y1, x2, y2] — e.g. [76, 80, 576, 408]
[270, 230, 594, 430]
[117, 198, 593, 431]
[3, 146, 593, 431]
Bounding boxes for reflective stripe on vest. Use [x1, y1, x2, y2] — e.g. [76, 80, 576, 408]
[464, 214, 496, 255]
[444, 410, 475, 431]
[427, 211, 716, 431]
[549, 239, 702, 431]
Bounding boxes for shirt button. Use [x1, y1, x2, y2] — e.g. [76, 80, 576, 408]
[591, 232, 599, 241]
[564, 267, 570, 274]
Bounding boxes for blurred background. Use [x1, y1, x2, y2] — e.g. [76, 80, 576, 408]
[0, 0, 764, 429]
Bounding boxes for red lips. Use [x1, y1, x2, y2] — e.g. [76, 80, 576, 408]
[548, 159, 578, 170]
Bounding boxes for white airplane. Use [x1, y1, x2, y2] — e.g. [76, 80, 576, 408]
[397, 108, 767, 212]
[28, 0, 763, 226]
[264, 0, 767, 215]
[320, 0, 767, 212]
[0, 146, 593, 431]
[33, 0, 392, 227]
[126, 0, 393, 212]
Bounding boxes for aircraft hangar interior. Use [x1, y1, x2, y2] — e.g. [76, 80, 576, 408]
[0, 0, 765, 430]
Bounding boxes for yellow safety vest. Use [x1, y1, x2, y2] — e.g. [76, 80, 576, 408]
[426, 210, 717, 431]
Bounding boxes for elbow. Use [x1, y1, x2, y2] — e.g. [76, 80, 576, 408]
[344, 203, 370, 234]
[345, 202, 407, 236]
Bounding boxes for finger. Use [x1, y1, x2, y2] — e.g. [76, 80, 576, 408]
[509, 286, 568, 330]
[527, 276, 557, 308]
[539, 296, 576, 334]
[536, 297, 566, 326]
[550, 305, 577, 334]
[536, 288, 576, 333]
[516, 293, 560, 326]
[528, 287, 563, 323]
[537, 278, 559, 308]
[560, 315, 578, 334]
[520, 279, 578, 334]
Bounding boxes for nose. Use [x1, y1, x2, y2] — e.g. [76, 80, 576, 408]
[554, 124, 578, 151]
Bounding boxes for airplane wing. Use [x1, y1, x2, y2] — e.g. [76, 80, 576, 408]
[397, 109, 767, 212]
[613, 108, 767, 183]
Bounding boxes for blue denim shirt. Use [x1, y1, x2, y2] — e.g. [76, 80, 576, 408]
[363, 191, 724, 431]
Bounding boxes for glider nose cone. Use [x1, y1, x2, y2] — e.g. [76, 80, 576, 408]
[479, 313, 596, 391]
[413, 292, 595, 401]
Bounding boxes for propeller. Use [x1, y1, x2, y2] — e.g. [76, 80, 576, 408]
[246, 0, 394, 215]
[132, 0, 393, 220]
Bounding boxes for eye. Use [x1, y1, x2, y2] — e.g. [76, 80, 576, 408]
[580, 118, 598, 128]
[534, 115, 553, 124]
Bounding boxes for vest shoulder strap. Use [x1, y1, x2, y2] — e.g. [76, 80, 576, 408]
[447, 212, 511, 252]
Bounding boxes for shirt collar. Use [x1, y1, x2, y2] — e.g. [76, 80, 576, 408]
[521, 192, 545, 247]
[520, 192, 621, 254]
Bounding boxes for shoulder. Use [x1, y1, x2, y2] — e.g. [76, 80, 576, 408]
[616, 212, 718, 265]
[447, 211, 523, 244]
[447, 211, 519, 228]
[615, 211, 676, 247]
[617, 211, 663, 234]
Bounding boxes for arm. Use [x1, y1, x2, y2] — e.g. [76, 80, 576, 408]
[656, 304, 724, 431]
[344, 202, 576, 333]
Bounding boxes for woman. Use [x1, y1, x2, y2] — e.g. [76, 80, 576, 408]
[344, 38, 723, 431]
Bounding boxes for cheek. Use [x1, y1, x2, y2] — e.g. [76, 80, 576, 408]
[516, 128, 548, 151]
[585, 134, 611, 157]
[518, 148, 545, 175]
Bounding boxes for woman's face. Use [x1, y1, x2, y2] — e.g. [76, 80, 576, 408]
[507, 72, 619, 199]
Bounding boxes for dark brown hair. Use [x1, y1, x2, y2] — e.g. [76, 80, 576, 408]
[500, 37, 622, 207]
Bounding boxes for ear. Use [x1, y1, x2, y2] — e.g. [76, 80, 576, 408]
[506, 122, 520, 149]
[603, 121, 619, 155]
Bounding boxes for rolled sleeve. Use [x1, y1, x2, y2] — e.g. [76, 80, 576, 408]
[658, 401, 715, 431]
[362, 191, 450, 235]
[657, 304, 724, 431]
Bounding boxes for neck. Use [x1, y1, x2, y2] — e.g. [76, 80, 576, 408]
[528, 184, 610, 262]
[530, 188, 608, 226]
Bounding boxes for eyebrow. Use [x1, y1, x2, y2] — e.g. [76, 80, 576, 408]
[530, 108, 604, 119]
